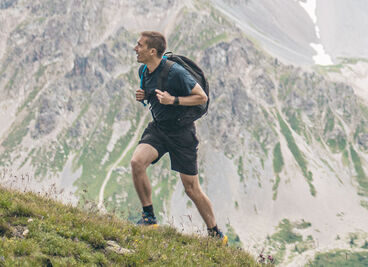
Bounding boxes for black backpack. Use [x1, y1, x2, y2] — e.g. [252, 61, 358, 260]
[156, 52, 210, 126]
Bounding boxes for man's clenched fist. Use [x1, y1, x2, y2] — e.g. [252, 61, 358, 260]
[155, 89, 174, 105]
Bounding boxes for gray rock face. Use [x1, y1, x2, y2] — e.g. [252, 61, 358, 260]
[0, 0, 17, 9]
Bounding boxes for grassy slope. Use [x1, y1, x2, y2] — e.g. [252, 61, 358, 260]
[0, 187, 268, 266]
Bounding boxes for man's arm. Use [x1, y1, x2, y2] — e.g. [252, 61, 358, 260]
[155, 83, 207, 106]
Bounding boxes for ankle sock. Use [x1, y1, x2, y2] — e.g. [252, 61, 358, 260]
[143, 205, 154, 216]
[208, 225, 221, 237]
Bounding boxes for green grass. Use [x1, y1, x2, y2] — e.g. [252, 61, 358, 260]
[17, 85, 44, 114]
[327, 135, 347, 153]
[361, 200, 368, 210]
[202, 33, 228, 50]
[272, 175, 281, 200]
[272, 143, 284, 174]
[277, 113, 316, 196]
[75, 99, 140, 203]
[0, 186, 265, 266]
[226, 223, 243, 248]
[284, 109, 302, 134]
[5, 68, 19, 90]
[252, 129, 269, 156]
[35, 64, 46, 82]
[308, 250, 368, 266]
[238, 156, 245, 182]
[266, 219, 313, 264]
[1, 112, 34, 149]
[324, 110, 335, 134]
[342, 149, 350, 166]
[350, 145, 368, 196]
[271, 219, 302, 245]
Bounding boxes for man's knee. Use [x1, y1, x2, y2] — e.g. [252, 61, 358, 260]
[183, 182, 200, 198]
[131, 157, 147, 175]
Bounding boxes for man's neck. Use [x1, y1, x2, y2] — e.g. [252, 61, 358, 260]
[146, 57, 162, 73]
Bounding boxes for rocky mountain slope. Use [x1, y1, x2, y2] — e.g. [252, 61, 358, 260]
[211, 0, 368, 66]
[1, 0, 368, 265]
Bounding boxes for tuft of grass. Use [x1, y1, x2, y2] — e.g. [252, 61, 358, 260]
[0, 186, 267, 266]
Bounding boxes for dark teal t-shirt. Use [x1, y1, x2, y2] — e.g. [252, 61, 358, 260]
[138, 58, 197, 122]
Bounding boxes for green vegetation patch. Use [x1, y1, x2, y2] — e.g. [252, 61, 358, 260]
[272, 175, 281, 201]
[226, 223, 243, 248]
[1, 112, 34, 149]
[308, 250, 368, 267]
[361, 200, 368, 210]
[5, 68, 19, 90]
[327, 134, 347, 153]
[17, 84, 45, 114]
[285, 109, 303, 134]
[264, 218, 313, 264]
[323, 108, 335, 134]
[237, 156, 245, 182]
[271, 219, 302, 244]
[350, 145, 368, 196]
[0, 186, 262, 266]
[277, 113, 316, 196]
[273, 142, 284, 174]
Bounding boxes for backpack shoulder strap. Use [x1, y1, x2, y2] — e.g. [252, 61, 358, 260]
[139, 65, 147, 106]
[140, 65, 147, 89]
[157, 60, 174, 91]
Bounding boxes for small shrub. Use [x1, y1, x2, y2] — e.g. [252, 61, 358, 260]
[80, 229, 106, 249]
[12, 239, 37, 256]
[41, 234, 72, 257]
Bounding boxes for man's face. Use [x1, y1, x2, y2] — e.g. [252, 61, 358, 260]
[134, 36, 154, 63]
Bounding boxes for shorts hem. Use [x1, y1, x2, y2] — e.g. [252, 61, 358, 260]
[172, 167, 198, 176]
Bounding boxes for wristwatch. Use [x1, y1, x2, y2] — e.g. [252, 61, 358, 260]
[173, 96, 179, 106]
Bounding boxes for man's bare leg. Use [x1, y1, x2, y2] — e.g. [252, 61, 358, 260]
[131, 143, 158, 206]
[180, 173, 216, 228]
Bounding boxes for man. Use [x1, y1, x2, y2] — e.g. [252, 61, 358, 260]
[132, 31, 227, 244]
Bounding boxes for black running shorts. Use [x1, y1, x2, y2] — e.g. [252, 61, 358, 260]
[138, 121, 199, 175]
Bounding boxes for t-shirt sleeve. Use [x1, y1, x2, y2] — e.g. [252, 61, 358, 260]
[169, 64, 197, 96]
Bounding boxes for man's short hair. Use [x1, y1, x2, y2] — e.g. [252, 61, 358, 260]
[141, 31, 167, 58]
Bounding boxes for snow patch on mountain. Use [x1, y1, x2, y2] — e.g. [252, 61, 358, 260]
[295, 0, 333, 65]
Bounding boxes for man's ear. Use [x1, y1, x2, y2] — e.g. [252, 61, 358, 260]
[150, 48, 157, 57]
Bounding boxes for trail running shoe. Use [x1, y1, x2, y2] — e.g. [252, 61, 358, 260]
[136, 211, 158, 227]
[208, 228, 228, 246]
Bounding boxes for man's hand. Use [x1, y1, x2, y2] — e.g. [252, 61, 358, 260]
[155, 89, 175, 105]
[136, 89, 145, 101]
